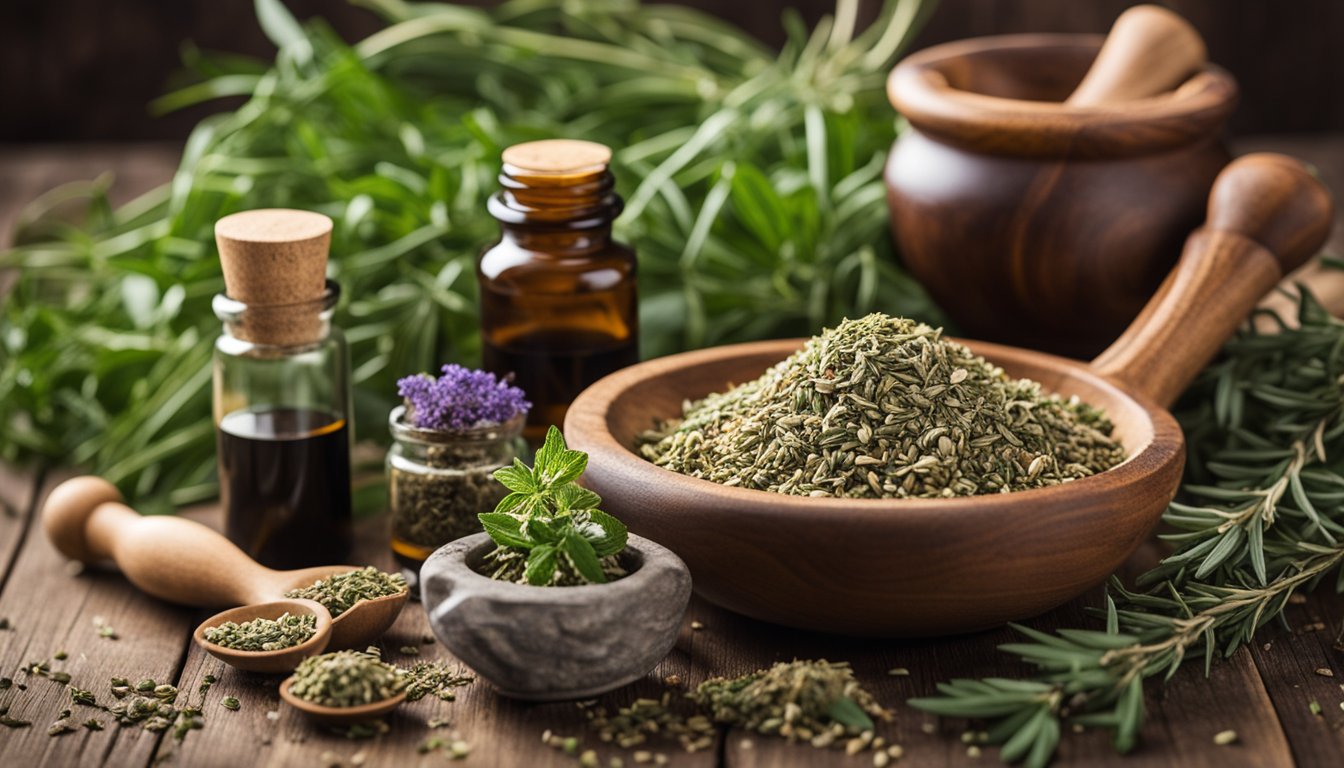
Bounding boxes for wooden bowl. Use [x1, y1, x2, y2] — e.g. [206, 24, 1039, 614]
[566, 154, 1332, 637]
[566, 338, 1180, 636]
[885, 34, 1238, 358]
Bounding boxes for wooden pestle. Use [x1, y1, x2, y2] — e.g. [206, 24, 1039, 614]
[41, 476, 407, 650]
[1067, 5, 1207, 106]
[1093, 153, 1333, 405]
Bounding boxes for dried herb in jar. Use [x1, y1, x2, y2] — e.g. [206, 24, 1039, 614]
[389, 365, 529, 571]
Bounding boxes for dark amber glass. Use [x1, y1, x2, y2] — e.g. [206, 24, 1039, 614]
[478, 141, 638, 443]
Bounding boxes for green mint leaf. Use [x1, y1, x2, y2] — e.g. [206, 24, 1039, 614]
[552, 484, 602, 514]
[580, 510, 628, 557]
[494, 459, 538, 494]
[524, 545, 557, 586]
[522, 516, 561, 544]
[825, 695, 873, 732]
[492, 491, 533, 516]
[532, 426, 588, 488]
[561, 532, 606, 584]
[478, 513, 532, 550]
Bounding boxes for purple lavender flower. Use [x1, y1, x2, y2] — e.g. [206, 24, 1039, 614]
[397, 365, 531, 431]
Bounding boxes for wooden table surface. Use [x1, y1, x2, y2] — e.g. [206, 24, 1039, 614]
[2, 138, 1344, 768]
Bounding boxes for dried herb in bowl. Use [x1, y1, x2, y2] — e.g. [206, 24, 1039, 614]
[284, 567, 406, 618]
[289, 650, 406, 708]
[639, 313, 1126, 498]
[202, 612, 317, 651]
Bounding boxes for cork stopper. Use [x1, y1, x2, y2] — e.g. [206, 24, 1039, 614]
[215, 209, 334, 346]
[502, 140, 612, 176]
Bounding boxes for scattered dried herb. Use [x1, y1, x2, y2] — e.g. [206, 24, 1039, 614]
[692, 660, 890, 751]
[203, 612, 318, 651]
[640, 314, 1125, 497]
[284, 567, 407, 617]
[222, 697, 241, 711]
[402, 660, 473, 702]
[290, 650, 405, 708]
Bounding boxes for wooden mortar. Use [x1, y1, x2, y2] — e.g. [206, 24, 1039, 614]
[885, 33, 1237, 358]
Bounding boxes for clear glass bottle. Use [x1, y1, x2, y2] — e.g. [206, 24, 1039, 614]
[387, 406, 525, 593]
[478, 139, 639, 443]
[212, 279, 354, 569]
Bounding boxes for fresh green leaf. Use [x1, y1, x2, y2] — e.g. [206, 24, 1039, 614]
[523, 545, 558, 586]
[825, 695, 874, 732]
[561, 532, 606, 584]
[478, 512, 531, 549]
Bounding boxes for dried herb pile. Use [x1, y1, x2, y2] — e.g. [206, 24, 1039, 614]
[290, 650, 405, 709]
[640, 314, 1125, 498]
[203, 612, 317, 651]
[284, 567, 407, 617]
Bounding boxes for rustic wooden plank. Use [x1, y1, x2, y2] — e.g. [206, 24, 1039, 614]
[0, 472, 197, 768]
[0, 465, 39, 592]
[1248, 592, 1344, 768]
[716, 543, 1292, 767]
[164, 510, 720, 768]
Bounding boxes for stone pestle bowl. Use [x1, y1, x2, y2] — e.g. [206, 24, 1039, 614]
[420, 533, 692, 701]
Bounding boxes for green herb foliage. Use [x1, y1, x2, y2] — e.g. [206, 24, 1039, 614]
[479, 426, 627, 585]
[909, 289, 1344, 767]
[0, 0, 938, 513]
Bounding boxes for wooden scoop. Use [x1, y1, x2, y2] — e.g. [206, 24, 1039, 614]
[1067, 4, 1207, 106]
[193, 599, 332, 674]
[564, 152, 1333, 636]
[41, 476, 407, 663]
[279, 677, 407, 725]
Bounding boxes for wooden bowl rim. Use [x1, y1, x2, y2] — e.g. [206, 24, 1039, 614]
[566, 337, 1185, 521]
[279, 676, 407, 722]
[887, 33, 1238, 159]
[193, 598, 332, 668]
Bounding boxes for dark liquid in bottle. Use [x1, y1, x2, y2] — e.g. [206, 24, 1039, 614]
[483, 329, 638, 444]
[217, 406, 353, 569]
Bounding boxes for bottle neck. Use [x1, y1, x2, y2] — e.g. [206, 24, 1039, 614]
[487, 163, 623, 236]
[213, 280, 340, 351]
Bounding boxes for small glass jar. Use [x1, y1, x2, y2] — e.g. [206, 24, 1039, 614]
[213, 279, 353, 569]
[387, 405, 526, 593]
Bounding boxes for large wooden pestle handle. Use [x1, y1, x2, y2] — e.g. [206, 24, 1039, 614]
[1067, 5, 1206, 106]
[42, 476, 272, 608]
[1092, 154, 1334, 408]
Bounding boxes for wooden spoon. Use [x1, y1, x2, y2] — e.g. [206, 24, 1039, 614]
[278, 677, 407, 725]
[193, 598, 332, 674]
[41, 476, 407, 656]
[1067, 4, 1207, 106]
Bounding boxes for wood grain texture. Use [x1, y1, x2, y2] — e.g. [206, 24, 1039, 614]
[1066, 5, 1206, 106]
[164, 510, 719, 768]
[1250, 593, 1344, 768]
[0, 472, 196, 768]
[565, 336, 1186, 637]
[884, 34, 1236, 358]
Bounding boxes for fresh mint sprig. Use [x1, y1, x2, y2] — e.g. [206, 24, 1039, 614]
[478, 426, 628, 586]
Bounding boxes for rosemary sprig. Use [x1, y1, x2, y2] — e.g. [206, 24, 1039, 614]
[910, 288, 1344, 767]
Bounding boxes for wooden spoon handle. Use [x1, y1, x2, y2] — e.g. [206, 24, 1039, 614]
[42, 476, 271, 608]
[1066, 5, 1206, 106]
[1092, 153, 1334, 407]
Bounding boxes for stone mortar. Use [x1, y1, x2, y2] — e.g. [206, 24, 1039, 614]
[420, 532, 692, 701]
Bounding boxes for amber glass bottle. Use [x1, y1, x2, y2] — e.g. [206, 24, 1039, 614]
[478, 139, 639, 443]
